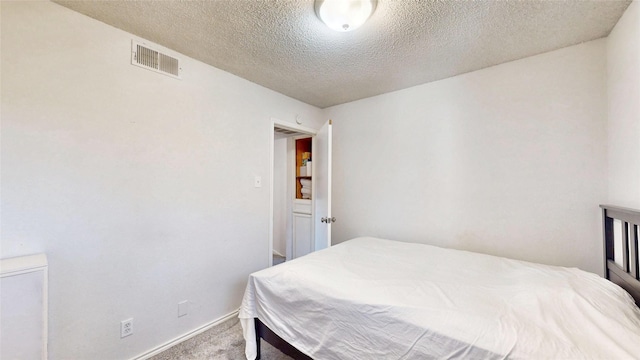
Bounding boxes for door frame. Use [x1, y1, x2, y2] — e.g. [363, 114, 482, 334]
[269, 118, 317, 267]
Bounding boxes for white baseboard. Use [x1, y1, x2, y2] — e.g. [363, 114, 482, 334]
[132, 309, 239, 360]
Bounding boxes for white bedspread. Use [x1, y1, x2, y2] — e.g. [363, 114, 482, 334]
[239, 237, 640, 359]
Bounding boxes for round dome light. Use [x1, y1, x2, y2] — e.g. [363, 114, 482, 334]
[315, 0, 377, 32]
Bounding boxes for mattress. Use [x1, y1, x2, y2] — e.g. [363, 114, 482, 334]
[239, 237, 640, 359]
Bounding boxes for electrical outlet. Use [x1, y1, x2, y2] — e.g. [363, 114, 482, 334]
[121, 318, 133, 338]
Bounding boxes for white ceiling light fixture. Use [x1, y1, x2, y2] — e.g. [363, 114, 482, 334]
[315, 0, 377, 32]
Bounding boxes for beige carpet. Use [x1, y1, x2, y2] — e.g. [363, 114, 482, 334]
[150, 317, 293, 360]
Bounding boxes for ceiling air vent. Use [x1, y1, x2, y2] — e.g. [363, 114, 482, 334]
[275, 127, 306, 136]
[131, 41, 181, 79]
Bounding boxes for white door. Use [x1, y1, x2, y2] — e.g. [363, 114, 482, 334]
[292, 212, 313, 258]
[314, 119, 333, 250]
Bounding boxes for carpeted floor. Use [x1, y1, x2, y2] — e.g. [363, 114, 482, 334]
[150, 317, 293, 360]
[273, 254, 286, 266]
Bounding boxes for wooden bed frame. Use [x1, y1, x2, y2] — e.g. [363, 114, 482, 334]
[601, 205, 640, 306]
[254, 319, 311, 360]
[252, 205, 640, 359]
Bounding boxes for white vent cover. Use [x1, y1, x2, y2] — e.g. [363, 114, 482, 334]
[131, 41, 181, 79]
[274, 127, 307, 137]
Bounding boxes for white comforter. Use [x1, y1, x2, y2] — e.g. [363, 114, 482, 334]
[239, 237, 640, 359]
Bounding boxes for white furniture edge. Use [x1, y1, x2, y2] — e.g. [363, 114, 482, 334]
[0, 253, 49, 360]
[0, 253, 48, 276]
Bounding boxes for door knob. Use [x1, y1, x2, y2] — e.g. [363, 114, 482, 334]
[321, 217, 336, 223]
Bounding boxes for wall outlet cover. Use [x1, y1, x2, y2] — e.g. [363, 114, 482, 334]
[121, 318, 133, 338]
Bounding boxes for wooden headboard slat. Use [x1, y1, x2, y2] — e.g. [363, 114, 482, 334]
[631, 224, 639, 279]
[608, 260, 640, 306]
[600, 205, 640, 224]
[601, 205, 640, 307]
[603, 214, 614, 279]
[622, 221, 630, 272]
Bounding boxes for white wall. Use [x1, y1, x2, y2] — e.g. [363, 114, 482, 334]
[0, 2, 322, 359]
[607, 0, 640, 209]
[324, 40, 607, 275]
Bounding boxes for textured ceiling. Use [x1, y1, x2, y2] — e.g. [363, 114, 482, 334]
[54, 0, 631, 109]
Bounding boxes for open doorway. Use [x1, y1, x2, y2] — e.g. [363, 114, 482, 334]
[270, 120, 317, 267]
[272, 131, 289, 265]
[269, 118, 333, 267]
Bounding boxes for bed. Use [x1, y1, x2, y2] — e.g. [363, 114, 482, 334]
[239, 205, 640, 359]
